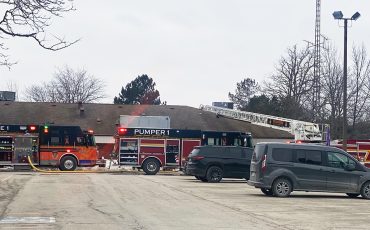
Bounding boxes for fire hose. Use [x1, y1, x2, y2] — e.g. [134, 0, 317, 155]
[27, 156, 108, 173]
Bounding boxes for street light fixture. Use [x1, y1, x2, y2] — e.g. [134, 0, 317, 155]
[333, 11, 361, 151]
[333, 11, 343, 20]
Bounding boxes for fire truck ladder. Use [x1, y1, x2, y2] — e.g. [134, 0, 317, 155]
[199, 105, 329, 141]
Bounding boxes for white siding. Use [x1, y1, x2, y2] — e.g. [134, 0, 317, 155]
[95, 136, 115, 144]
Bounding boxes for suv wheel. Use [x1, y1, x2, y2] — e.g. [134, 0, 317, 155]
[206, 166, 223, 183]
[272, 178, 292, 197]
[360, 181, 370, 199]
[261, 188, 273, 196]
[346, 193, 360, 198]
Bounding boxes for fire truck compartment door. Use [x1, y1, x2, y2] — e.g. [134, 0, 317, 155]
[14, 136, 39, 164]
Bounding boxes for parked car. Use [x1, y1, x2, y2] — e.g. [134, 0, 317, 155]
[186, 145, 253, 183]
[247, 143, 370, 199]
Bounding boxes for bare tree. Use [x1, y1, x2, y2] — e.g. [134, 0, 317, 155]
[0, 0, 78, 68]
[321, 45, 343, 139]
[347, 44, 370, 131]
[24, 66, 105, 103]
[264, 45, 314, 119]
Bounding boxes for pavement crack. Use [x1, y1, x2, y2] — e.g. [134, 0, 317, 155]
[0, 174, 33, 218]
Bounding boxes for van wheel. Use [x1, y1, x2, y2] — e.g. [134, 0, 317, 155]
[346, 193, 360, 198]
[360, 181, 370, 199]
[272, 178, 292, 197]
[59, 156, 77, 171]
[142, 158, 160, 175]
[206, 166, 223, 183]
[261, 188, 273, 196]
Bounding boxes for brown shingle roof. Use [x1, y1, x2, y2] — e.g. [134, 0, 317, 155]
[0, 102, 293, 139]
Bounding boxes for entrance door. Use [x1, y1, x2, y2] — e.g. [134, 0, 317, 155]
[13, 136, 39, 164]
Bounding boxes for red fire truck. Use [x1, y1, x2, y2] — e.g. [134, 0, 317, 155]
[114, 127, 253, 175]
[0, 124, 98, 171]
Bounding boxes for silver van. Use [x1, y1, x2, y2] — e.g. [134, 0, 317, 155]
[247, 143, 370, 199]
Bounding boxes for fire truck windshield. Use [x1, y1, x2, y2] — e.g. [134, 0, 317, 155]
[85, 134, 96, 146]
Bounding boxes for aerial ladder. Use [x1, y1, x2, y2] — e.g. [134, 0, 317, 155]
[199, 105, 329, 142]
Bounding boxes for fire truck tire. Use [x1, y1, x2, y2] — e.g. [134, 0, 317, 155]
[206, 166, 223, 183]
[59, 156, 77, 171]
[142, 158, 160, 175]
[360, 181, 370, 199]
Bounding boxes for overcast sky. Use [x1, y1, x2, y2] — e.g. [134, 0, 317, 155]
[1, 0, 369, 107]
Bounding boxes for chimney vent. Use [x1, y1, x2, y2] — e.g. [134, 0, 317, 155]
[78, 101, 85, 116]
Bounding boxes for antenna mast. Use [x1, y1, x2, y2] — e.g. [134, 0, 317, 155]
[313, 0, 321, 121]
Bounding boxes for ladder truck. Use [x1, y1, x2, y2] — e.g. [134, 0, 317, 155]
[200, 105, 329, 143]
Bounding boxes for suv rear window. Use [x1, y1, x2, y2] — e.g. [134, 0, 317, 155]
[189, 148, 200, 156]
[272, 148, 293, 162]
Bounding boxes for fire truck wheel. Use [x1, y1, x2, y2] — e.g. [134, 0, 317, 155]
[206, 166, 223, 183]
[142, 158, 160, 175]
[60, 156, 77, 171]
[360, 181, 370, 199]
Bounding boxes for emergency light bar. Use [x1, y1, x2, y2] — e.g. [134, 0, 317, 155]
[118, 128, 127, 135]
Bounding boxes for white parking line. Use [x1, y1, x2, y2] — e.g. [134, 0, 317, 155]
[0, 175, 12, 182]
[0, 217, 56, 224]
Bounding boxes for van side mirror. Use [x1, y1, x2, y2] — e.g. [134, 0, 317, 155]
[344, 164, 356, 171]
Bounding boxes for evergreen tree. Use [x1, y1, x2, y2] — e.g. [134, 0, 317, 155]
[114, 75, 161, 105]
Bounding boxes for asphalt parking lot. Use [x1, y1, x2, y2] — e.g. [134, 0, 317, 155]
[0, 172, 369, 230]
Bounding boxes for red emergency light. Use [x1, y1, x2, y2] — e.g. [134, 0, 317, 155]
[118, 128, 127, 135]
[88, 129, 94, 134]
[29, 125, 37, 132]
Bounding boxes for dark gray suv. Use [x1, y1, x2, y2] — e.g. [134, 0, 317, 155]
[247, 143, 370, 199]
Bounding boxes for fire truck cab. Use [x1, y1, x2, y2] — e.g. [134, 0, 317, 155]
[114, 127, 252, 175]
[0, 124, 98, 171]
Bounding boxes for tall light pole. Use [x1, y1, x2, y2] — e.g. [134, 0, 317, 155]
[333, 11, 361, 151]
